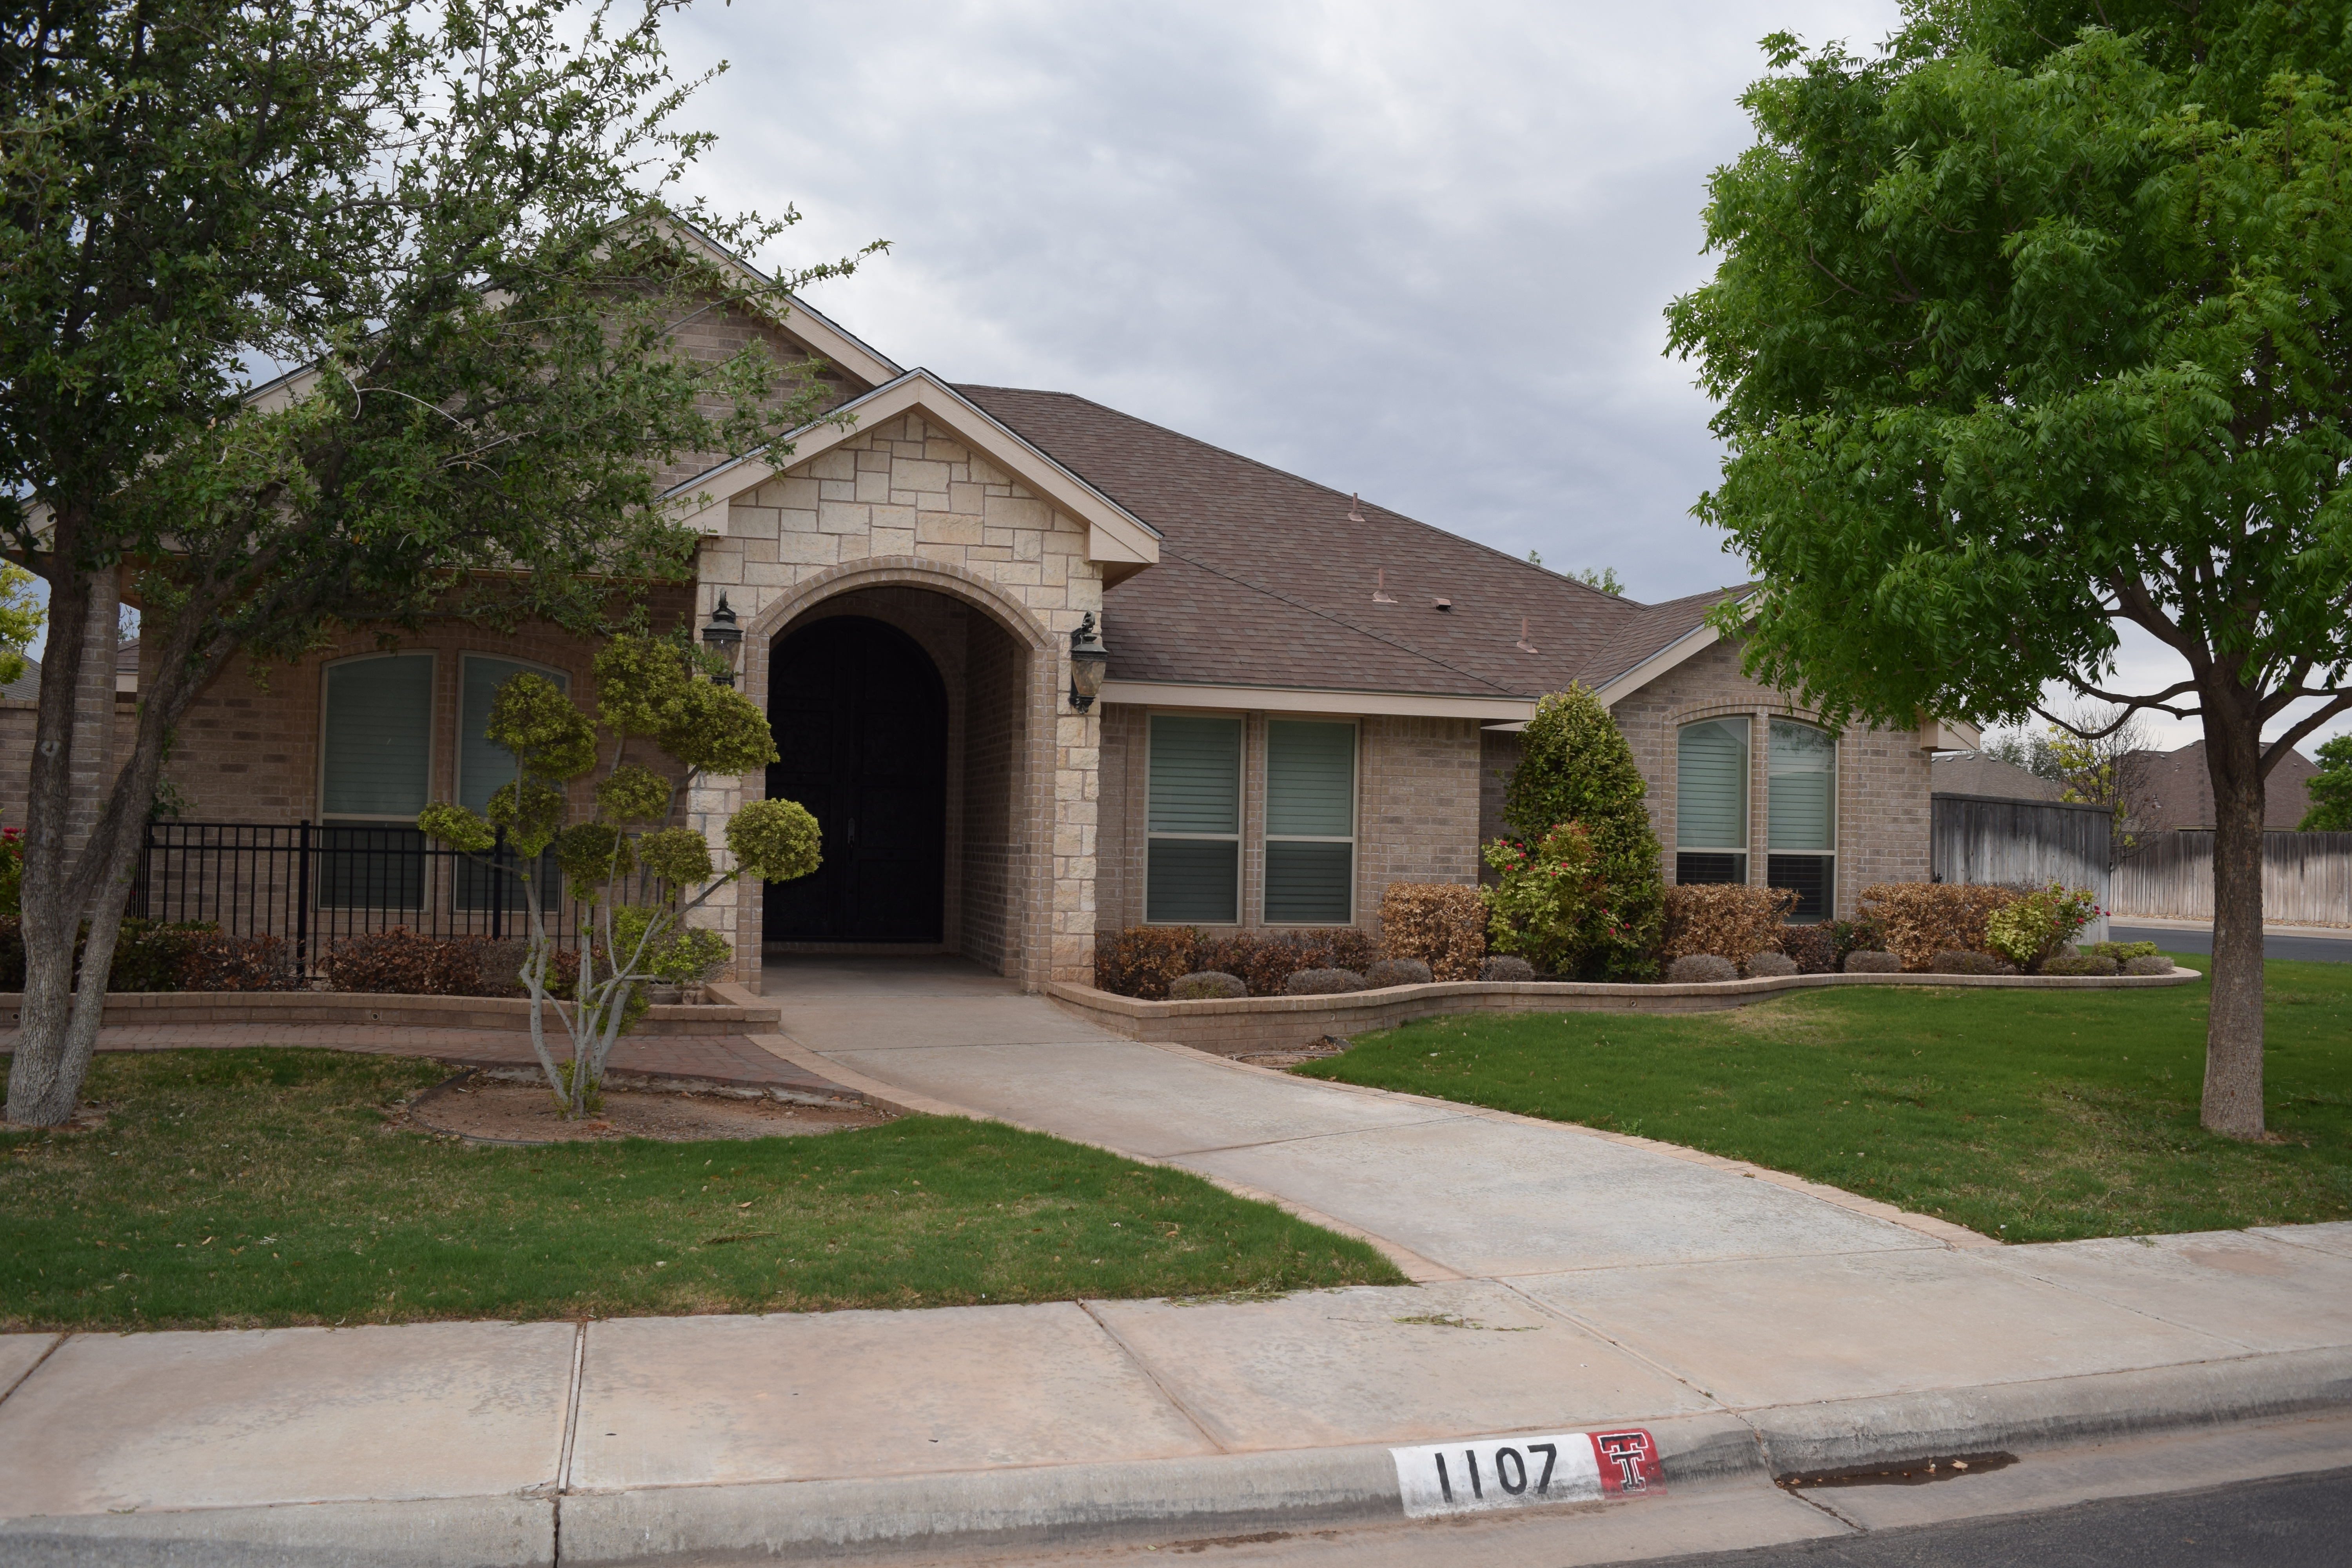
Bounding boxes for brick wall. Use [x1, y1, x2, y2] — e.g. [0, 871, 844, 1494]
[1608, 637, 1931, 918]
[960, 612, 1026, 973]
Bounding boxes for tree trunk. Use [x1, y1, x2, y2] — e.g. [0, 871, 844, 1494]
[2201, 717, 2267, 1140]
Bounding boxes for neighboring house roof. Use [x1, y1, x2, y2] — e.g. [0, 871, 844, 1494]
[1, 655, 37, 702]
[1931, 753, 2067, 803]
[954, 385, 1747, 710]
[2123, 740, 2319, 831]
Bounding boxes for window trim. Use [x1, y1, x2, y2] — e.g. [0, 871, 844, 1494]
[456, 652, 572, 812]
[1142, 708, 1244, 927]
[1260, 717, 1358, 927]
[318, 650, 438, 823]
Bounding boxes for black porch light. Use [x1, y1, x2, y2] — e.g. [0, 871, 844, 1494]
[1068, 612, 1109, 712]
[701, 592, 744, 687]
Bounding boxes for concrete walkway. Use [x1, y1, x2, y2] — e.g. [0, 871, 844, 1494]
[4, 954, 2349, 1566]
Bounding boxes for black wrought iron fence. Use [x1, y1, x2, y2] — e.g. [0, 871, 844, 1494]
[132, 820, 628, 975]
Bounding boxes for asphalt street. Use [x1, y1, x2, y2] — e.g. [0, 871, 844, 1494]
[1634, 1467, 2352, 1568]
[2111, 924, 2352, 963]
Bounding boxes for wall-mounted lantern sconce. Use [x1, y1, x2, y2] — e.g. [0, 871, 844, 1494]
[1068, 612, 1109, 712]
[701, 592, 744, 688]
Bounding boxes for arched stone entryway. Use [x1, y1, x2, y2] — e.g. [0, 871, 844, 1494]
[734, 559, 1056, 989]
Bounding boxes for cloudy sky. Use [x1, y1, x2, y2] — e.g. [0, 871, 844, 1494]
[653, 0, 2343, 754]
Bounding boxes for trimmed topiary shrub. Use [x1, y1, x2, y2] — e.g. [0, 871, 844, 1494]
[1843, 950, 1903, 973]
[1662, 885, 1797, 967]
[1930, 949, 2014, 976]
[1377, 883, 1486, 980]
[1776, 924, 1838, 974]
[177, 932, 304, 991]
[1168, 970, 1247, 1000]
[1199, 928, 1377, 997]
[2041, 954, 2120, 976]
[1284, 967, 1369, 996]
[1858, 884, 2019, 970]
[1479, 955, 1537, 982]
[1093, 927, 1200, 1000]
[325, 929, 519, 996]
[2124, 954, 2175, 976]
[1364, 957, 1432, 988]
[1666, 953, 1737, 984]
[1744, 951, 1798, 978]
[2089, 940, 2160, 962]
[1492, 685, 1666, 978]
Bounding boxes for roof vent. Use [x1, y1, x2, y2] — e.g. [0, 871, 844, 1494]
[1373, 567, 1397, 605]
[1516, 616, 1539, 654]
[1347, 492, 1367, 524]
[1432, 597, 1452, 612]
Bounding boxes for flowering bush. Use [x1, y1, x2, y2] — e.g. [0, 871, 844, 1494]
[1984, 883, 2103, 971]
[1481, 821, 1652, 980]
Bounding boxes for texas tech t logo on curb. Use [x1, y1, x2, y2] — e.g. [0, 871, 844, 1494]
[1390, 1428, 1666, 1518]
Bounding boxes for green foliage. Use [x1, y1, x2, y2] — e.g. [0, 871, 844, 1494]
[660, 677, 780, 775]
[0, 565, 42, 691]
[417, 802, 495, 856]
[1481, 822, 1653, 980]
[1497, 687, 1665, 976]
[1569, 566, 1624, 595]
[592, 635, 699, 739]
[2088, 940, 2161, 962]
[610, 906, 729, 984]
[484, 781, 568, 859]
[596, 765, 673, 824]
[1984, 884, 2103, 970]
[2303, 735, 2352, 831]
[727, 797, 824, 884]
[635, 827, 714, 889]
[554, 822, 634, 898]
[486, 675, 599, 784]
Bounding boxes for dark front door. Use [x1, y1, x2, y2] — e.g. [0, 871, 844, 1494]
[765, 616, 949, 942]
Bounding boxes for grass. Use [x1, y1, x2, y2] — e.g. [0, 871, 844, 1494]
[0, 1048, 1403, 1331]
[1297, 955, 2352, 1242]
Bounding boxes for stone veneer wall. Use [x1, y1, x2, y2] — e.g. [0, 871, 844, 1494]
[1608, 637, 1931, 918]
[708, 410, 1103, 989]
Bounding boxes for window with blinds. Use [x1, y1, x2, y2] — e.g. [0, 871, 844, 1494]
[1146, 713, 1241, 924]
[319, 653, 434, 910]
[321, 654, 435, 819]
[1768, 719, 1837, 922]
[1263, 719, 1355, 924]
[1675, 716, 1748, 887]
[456, 655, 571, 912]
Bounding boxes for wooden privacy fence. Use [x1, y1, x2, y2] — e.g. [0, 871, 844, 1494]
[2111, 830, 2352, 927]
[1929, 793, 2114, 940]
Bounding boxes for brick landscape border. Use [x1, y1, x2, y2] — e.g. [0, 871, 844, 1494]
[1044, 965, 2206, 1056]
[0, 986, 782, 1038]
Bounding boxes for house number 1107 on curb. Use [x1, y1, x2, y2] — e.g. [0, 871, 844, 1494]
[1390, 1429, 1662, 1519]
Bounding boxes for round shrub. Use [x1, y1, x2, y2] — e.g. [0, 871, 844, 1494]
[2123, 954, 2176, 976]
[1666, 953, 1737, 984]
[1776, 924, 1838, 974]
[1168, 970, 1247, 1000]
[1843, 950, 1903, 974]
[2041, 954, 2120, 976]
[1930, 950, 2016, 976]
[1743, 951, 1798, 978]
[1283, 967, 1369, 996]
[1364, 957, 1433, 988]
[1479, 955, 1537, 982]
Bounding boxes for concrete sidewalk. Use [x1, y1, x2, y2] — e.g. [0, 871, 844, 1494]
[4, 955, 2348, 1565]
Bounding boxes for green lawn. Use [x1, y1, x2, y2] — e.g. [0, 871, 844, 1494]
[1298, 955, 2352, 1242]
[0, 1048, 1402, 1331]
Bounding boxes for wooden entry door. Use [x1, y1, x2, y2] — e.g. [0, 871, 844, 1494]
[764, 616, 949, 942]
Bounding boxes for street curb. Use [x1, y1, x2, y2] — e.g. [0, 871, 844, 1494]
[0, 1495, 554, 1568]
[1748, 1345, 2352, 1477]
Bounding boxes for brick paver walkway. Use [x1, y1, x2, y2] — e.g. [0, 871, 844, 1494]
[0, 1023, 858, 1098]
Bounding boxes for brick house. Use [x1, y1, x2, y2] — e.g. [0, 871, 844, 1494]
[22, 277, 1974, 991]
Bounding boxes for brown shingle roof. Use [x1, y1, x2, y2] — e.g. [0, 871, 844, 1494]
[2124, 740, 2319, 831]
[956, 385, 1744, 701]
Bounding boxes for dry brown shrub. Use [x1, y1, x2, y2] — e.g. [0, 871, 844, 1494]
[1857, 884, 2019, 971]
[1661, 885, 1795, 966]
[1092, 927, 1200, 1000]
[1377, 883, 1487, 981]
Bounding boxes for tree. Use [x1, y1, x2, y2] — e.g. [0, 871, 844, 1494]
[1, 0, 878, 1127]
[1665, 2, 2352, 1138]
[1496, 685, 1665, 978]
[0, 565, 42, 690]
[2045, 701, 2152, 848]
[1979, 727, 2062, 782]
[1570, 566, 1624, 596]
[420, 638, 818, 1117]
[2303, 736, 2352, 831]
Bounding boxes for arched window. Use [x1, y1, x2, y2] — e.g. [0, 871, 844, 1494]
[318, 652, 435, 907]
[1768, 719, 1837, 922]
[1675, 717, 1749, 886]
